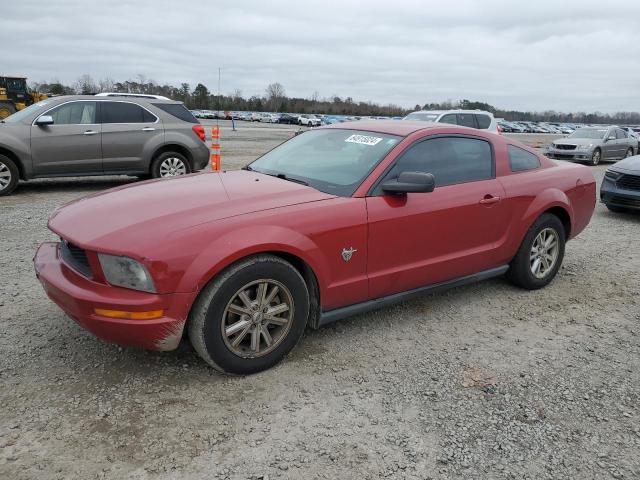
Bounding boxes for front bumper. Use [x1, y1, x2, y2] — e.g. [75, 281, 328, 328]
[546, 148, 593, 162]
[34, 242, 194, 351]
[600, 177, 640, 210]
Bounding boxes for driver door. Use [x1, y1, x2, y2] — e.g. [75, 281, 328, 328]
[31, 101, 102, 175]
[365, 135, 509, 300]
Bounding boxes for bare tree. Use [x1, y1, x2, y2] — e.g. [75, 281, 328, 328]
[265, 82, 286, 111]
[98, 77, 115, 93]
[74, 74, 98, 95]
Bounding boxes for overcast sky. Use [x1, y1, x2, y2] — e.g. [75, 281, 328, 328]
[7, 0, 640, 112]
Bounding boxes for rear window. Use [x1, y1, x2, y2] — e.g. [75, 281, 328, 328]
[102, 102, 156, 123]
[152, 103, 198, 123]
[475, 114, 491, 129]
[508, 145, 540, 172]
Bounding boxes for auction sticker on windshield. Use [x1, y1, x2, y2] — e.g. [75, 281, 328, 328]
[345, 134, 383, 146]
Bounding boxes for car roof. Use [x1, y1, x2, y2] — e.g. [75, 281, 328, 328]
[408, 109, 494, 116]
[323, 120, 449, 136]
[42, 95, 182, 105]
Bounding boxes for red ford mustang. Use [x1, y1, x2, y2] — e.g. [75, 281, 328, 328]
[34, 121, 596, 374]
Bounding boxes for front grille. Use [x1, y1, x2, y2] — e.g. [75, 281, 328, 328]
[617, 174, 640, 192]
[610, 195, 640, 208]
[555, 144, 576, 150]
[552, 153, 576, 160]
[60, 240, 92, 278]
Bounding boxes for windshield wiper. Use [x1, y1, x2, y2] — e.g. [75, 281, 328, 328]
[242, 165, 253, 171]
[261, 171, 309, 186]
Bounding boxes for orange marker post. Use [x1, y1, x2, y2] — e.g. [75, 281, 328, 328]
[211, 126, 221, 171]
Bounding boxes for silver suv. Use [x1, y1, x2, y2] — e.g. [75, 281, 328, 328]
[0, 95, 210, 195]
[402, 109, 499, 134]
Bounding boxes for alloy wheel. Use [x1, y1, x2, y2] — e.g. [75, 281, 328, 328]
[591, 150, 601, 165]
[221, 279, 294, 358]
[0, 161, 12, 191]
[159, 157, 187, 177]
[530, 228, 560, 279]
[626, 149, 633, 158]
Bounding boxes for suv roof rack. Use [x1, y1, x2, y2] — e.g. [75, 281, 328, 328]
[95, 92, 170, 100]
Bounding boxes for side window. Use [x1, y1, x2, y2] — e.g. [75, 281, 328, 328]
[457, 113, 477, 128]
[615, 128, 627, 139]
[102, 102, 156, 123]
[475, 114, 491, 129]
[508, 145, 540, 172]
[48, 102, 96, 125]
[381, 136, 493, 190]
[439, 114, 458, 125]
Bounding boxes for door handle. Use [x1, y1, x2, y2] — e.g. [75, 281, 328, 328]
[479, 195, 501, 205]
[141, 127, 156, 132]
[83, 130, 98, 135]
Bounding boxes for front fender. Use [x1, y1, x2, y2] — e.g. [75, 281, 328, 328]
[176, 224, 329, 297]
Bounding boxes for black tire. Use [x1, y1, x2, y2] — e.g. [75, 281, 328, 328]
[188, 254, 310, 375]
[590, 148, 601, 166]
[0, 101, 16, 120]
[605, 204, 627, 213]
[150, 151, 191, 179]
[625, 148, 634, 159]
[506, 213, 566, 290]
[0, 154, 19, 196]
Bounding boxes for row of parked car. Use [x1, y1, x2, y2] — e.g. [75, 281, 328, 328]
[190, 109, 403, 126]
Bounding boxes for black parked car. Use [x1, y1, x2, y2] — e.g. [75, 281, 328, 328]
[278, 113, 299, 125]
[600, 155, 640, 212]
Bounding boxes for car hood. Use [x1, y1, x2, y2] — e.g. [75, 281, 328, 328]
[610, 155, 640, 172]
[48, 170, 335, 253]
[553, 137, 600, 147]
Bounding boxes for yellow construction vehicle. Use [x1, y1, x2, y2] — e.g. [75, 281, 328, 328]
[0, 76, 48, 119]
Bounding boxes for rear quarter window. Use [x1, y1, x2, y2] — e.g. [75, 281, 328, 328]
[508, 145, 540, 172]
[475, 114, 491, 129]
[152, 103, 198, 123]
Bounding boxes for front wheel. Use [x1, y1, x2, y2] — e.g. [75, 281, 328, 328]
[506, 213, 566, 290]
[188, 255, 310, 374]
[151, 152, 191, 179]
[590, 148, 601, 166]
[0, 154, 19, 196]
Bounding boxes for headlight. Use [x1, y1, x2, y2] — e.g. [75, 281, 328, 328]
[98, 254, 156, 293]
[604, 170, 622, 181]
[576, 144, 593, 150]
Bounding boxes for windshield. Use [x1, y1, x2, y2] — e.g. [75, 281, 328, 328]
[404, 112, 439, 122]
[569, 128, 607, 140]
[248, 129, 401, 196]
[2, 99, 53, 123]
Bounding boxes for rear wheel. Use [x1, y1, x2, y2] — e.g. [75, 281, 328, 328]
[0, 154, 19, 196]
[0, 102, 16, 120]
[151, 152, 191, 179]
[625, 148, 634, 158]
[188, 255, 310, 374]
[590, 148, 601, 166]
[506, 213, 565, 290]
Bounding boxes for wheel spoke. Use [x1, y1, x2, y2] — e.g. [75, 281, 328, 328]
[531, 258, 541, 275]
[250, 327, 260, 352]
[226, 319, 250, 337]
[267, 303, 289, 316]
[231, 323, 252, 347]
[256, 282, 268, 307]
[238, 290, 253, 309]
[227, 303, 251, 316]
[260, 326, 273, 347]
[264, 314, 288, 326]
[264, 285, 279, 304]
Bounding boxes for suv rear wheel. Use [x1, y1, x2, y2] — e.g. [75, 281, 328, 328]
[151, 151, 191, 178]
[0, 154, 19, 196]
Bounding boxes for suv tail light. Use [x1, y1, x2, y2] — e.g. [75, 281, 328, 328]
[192, 125, 206, 142]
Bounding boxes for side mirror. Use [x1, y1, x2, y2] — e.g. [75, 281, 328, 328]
[382, 171, 435, 194]
[35, 115, 54, 126]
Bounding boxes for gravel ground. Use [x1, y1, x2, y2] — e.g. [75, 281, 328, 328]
[1, 122, 638, 479]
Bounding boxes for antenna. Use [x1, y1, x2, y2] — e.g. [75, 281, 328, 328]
[217, 67, 221, 128]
